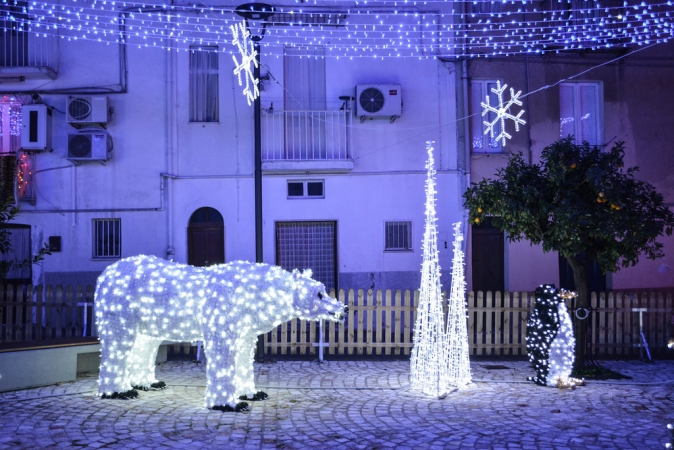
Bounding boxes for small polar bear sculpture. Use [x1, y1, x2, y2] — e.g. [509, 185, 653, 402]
[95, 255, 346, 411]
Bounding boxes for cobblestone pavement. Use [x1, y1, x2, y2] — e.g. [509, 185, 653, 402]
[0, 359, 672, 449]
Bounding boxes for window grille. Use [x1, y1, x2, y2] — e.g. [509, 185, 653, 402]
[189, 46, 219, 122]
[385, 221, 412, 251]
[276, 221, 337, 291]
[93, 219, 121, 259]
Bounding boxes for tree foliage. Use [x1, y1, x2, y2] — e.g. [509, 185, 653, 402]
[464, 138, 674, 274]
[463, 137, 674, 367]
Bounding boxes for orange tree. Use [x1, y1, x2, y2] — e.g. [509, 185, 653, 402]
[463, 137, 674, 369]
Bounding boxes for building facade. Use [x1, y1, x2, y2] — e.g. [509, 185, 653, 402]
[0, 1, 467, 291]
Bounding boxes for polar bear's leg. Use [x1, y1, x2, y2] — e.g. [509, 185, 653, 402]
[127, 334, 166, 391]
[235, 334, 267, 401]
[98, 323, 138, 399]
[203, 332, 249, 412]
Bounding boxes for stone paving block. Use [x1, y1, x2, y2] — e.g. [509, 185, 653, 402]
[1, 360, 673, 449]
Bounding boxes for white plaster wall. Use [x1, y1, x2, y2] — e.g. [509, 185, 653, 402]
[4, 3, 463, 291]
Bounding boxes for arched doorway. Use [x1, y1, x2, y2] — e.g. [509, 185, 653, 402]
[187, 207, 224, 267]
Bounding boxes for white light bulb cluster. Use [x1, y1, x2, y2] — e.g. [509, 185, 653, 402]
[1, 1, 672, 59]
[526, 284, 581, 388]
[411, 142, 471, 397]
[231, 19, 259, 105]
[95, 255, 345, 409]
[445, 222, 472, 387]
[481, 80, 526, 147]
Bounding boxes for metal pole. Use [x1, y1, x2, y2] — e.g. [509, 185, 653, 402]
[254, 41, 263, 265]
[254, 41, 265, 361]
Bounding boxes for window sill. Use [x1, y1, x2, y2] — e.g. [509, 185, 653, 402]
[263, 160, 354, 174]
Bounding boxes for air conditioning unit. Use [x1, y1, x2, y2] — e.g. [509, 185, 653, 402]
[66, 96, 109, 124]
[67, 130, 113, 163]
[355, 84, 402, 121]
[21, 104, 52, 151]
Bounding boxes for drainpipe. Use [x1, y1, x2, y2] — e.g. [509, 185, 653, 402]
[166, 8, 177, 261]
[525, 56, 533, 164]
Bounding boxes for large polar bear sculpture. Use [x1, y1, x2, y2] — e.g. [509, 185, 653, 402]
[95, 255, 345, 411]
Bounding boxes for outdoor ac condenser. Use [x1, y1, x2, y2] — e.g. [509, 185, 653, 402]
[67, 130, 113, 163]
[355, 84, 402, 121]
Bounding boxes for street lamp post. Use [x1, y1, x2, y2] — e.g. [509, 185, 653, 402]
[235, 3, 275, 361]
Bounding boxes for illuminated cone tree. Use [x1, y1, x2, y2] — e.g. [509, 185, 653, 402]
[410, 142, 451, 397]
[445, 222, 472, 386]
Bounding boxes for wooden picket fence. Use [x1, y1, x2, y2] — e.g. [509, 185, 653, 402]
[2, 284, 672, 358]
[0, 284, 95, 345]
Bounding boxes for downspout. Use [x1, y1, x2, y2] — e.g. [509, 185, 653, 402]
[166, 6, 177, 261]
[525, 56, 533, 164]
[460, 57, 472, 290]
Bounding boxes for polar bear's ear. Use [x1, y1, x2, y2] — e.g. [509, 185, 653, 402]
[302, 269, 313, 279]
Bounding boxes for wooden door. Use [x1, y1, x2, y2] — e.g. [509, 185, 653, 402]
[472, 219, 504, 293]
[187, 207, 224, 267]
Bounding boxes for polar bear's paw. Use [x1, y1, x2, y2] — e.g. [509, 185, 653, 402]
[101, 389, 139, 400]
[212, 402, 250, 412]
[239, 391, 268, 401]
[151, 381, 167, 390]
[132, 381, 166, 391]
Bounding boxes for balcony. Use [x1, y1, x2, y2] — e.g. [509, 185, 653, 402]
[0, 21, 59, 81]
[261, 110, 354, 173]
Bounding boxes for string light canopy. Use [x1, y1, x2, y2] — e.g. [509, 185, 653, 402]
[0, 1, 672, 59]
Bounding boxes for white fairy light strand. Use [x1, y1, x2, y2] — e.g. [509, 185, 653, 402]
[481, 80, 527, 146]
[445, 222, 472, 387]
[230, 19, 259, 105]
[410, 141, 452, 397]
[0, 1, 672, 59]
[526, 285, 581, 388]
[95, 255, 345, 410]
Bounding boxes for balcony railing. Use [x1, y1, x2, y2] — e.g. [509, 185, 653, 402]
[262, 110, 351, 162]
[0, 20, 59, 79]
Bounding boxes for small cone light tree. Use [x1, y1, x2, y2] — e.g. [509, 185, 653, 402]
[464, 138, 674, 370]
[445, 222, 472, 386]
[410, 142, 451, 396]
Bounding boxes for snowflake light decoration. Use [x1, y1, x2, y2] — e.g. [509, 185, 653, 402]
[481, 80, 526, 146]
[231, 19, 259, 106]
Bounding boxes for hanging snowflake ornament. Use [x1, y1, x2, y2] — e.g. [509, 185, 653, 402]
[481, 80, 526, 146]
[231, 19, 259, 106]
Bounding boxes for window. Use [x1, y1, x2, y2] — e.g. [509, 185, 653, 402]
[0, 97, 22, 155]
[470, 0, 501, 15]
[471, 80, 503, 153]
[276, 221, 337, 291]
[93, 219, 121, 259]
[283, 47, 327, 159]
[0, 97, 28, 204]
[385, 221, 412, 251]
[189, 46, 219, 122]
[0, 0, 28, 68]
[0, 224, 31, 282]
[559, 82, 602, 146]
[287, 180, 325, 199]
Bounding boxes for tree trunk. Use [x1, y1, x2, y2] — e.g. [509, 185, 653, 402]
[566, 256, 589, 371]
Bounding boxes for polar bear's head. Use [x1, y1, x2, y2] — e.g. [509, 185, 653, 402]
[291, 269, 346, 322]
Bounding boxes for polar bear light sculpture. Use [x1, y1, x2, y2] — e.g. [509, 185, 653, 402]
[95, 255, 345, 411]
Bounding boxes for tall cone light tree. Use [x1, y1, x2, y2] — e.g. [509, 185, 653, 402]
[463, 138, 674, 370]
[410, 142, 451, 396]
[446, 222, 471, 386]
